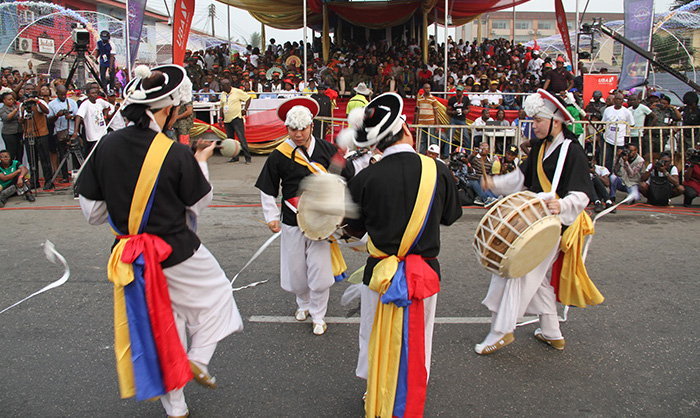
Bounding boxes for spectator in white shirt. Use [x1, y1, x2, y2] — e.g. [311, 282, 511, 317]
[71, 86, 110, 156]
[601, 92, 634, 171]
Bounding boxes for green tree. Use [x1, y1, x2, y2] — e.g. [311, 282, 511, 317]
[249, 32, 261, 49]
[652, 33, 696, 70]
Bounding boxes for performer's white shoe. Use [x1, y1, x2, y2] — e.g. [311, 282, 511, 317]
[534, 328, 566, 351]
[313, 320, 327, 335]
[474, 332, 514, 355]
[295, 308, 309, 321]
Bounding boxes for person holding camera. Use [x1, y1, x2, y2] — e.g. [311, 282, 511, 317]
[610, 144, 644, 203]
[492, 144, 519, 175]
[683, 149, 700, 206]
[587, 152, 614, 213]
[467, 141, 498, 206]
[0, 149, 34, 206]
[20, 83, 53, 190]
[47, 85, 79, 181]
[639, 151, 684, 205]
[446, 85, 470, 155]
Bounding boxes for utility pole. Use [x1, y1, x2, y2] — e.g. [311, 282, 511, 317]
[208, 4, 216, 37]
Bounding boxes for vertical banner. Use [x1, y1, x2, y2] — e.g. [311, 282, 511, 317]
[554, 0, 574, 65]
[619, 0, 654, 91]
[173, 0, 195, 66]
[127, 0, 147, 68]
[583, 74, 619, 105]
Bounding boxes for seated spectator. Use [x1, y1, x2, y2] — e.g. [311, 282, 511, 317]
[466, 141, 498, 206]
[198, 82, 215, 102]
[610, 143, 644, 202]
[481, 80, 503, 110]
[426, 144, 445, 164]
[587, 152, 614, 212]
[639, 151, 684, 205]
[502, 82, 519, 110]
[0, 149, 34, 206]
[512, 108, 535, 142]
[683, 149, 700, 206]
[468, 82, 483, 107]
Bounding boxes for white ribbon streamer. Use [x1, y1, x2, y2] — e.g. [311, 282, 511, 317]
[0, 240, 70, 315]
[230, 232, 281, 288]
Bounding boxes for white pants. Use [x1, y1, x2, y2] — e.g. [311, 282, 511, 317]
[355, 284, 437, 381]
[159, 244, 243, 417]
[280, 224, 334, 323]
[482, 239, 562, 337]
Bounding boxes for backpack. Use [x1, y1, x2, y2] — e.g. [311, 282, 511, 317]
[647, 172, 673, 206]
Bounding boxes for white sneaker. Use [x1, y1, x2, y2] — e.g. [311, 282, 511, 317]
[473, 197, 485, 206]
[295, 309, 309, 321]
[484, 197, 498, 207]
[313, 321, 327, 335]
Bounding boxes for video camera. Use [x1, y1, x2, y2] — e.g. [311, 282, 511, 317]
[71, 23, 90, 52]
[21, 91, 38, 118]
[688, 149, 700, 165]
[448, 151, 467, 172]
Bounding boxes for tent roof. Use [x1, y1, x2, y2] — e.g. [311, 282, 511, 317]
[217, 0, 532, 30]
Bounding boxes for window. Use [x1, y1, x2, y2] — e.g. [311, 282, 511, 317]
[515, 21, 530, 30]
[537, 21, 553, 30]
[109, 21, 123, 39]
[492, 20, 510, 30]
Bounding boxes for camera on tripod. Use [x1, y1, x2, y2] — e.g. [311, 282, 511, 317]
[71, 23, 90, 52]
[22, 91, 38, 118]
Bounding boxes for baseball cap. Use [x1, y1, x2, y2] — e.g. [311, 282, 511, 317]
[507, 145, 518, 154]
[428, 144, 440, 154]
[456, 85, 464, 92]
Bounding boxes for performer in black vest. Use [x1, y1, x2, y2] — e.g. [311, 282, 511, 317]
[343, 93, 462, 415]
[477, 88, 596, 355]
[77, 64, 242, 418]
[255, 97, 354, 336]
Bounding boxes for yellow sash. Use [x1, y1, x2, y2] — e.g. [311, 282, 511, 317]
[536, 141, 603, 308]
[365, 154, 437, 418]
[107, 133, 173, 398]
[276, 140, 347, 278]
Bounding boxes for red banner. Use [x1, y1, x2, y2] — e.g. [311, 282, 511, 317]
[582, 74, 619, 107]
[173, 0, 194, 66]
[554, 0, 574, 65]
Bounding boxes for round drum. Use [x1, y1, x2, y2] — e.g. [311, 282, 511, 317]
[297, 173, 348, 241]
[473, 191, 561, 279]
[220, 138, 241, 158]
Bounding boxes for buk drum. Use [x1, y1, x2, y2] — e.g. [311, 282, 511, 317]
[297, 173, 349, 241]
[220, 138, 241, 158]
[473, 191, 561, 279]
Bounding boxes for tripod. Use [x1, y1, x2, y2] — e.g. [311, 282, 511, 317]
[49, 138, 84, 190]
[64, 46, 107, 94]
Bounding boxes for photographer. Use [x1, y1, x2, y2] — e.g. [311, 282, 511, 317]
[492, 145, 519, 175]
[639, 151, 684, 206]
[94, 31, 115, 89]
[446, 85, 471, 155]
[467, 142, 498, 206]
[21, 83, 53, 190]
[610, 144, 644, 203]
[683, 149, 700, 206]
[0, 149, 34, 206]
[587, 152, 613, 213]
[48, 85, 79, 181]
[448, 149, 476, 205]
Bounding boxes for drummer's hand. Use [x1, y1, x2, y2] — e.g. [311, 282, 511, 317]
[194, 139, 217, 163]
[481, 173, 494, 191]
[267, 220, 281, 233]
[546, 199, 561, 214]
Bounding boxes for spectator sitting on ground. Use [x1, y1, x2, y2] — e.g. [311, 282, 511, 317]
[639, 151, 684, 205]
[587, 152, 614, 213]
[610, 143, 644, 202]
[466, 141, 498, 207]
[683, 148, 700, 206]
[426, 144, 446, 164]
[492, 144, 519, 175]
[0, 149, 34, 207]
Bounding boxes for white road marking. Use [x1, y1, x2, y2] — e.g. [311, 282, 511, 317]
[248, 315, 540, 325]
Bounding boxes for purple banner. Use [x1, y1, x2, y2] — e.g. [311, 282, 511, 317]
[618, 0, 654, 91]
[127, 0, 147, 68]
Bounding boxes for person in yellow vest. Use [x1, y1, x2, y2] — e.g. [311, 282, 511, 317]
[255, 97, 355, 336]
[346, 82, 371, 115]
[478, 89, 599, 355]
[77, 64, 243, 418]
[342, 93, 462, 415]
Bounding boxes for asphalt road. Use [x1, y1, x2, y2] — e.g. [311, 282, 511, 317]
[1, 154, 699, 417]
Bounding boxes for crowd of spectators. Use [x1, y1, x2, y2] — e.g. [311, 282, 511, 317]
[1, 34, 699, 208]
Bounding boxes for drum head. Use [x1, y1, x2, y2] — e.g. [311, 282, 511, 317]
[220, 138, 241, 158]
[500, 217, 561, 278]
[297, 173, 347, 241]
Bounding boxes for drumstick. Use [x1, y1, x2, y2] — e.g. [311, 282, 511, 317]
[250, 216, 270, 226]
